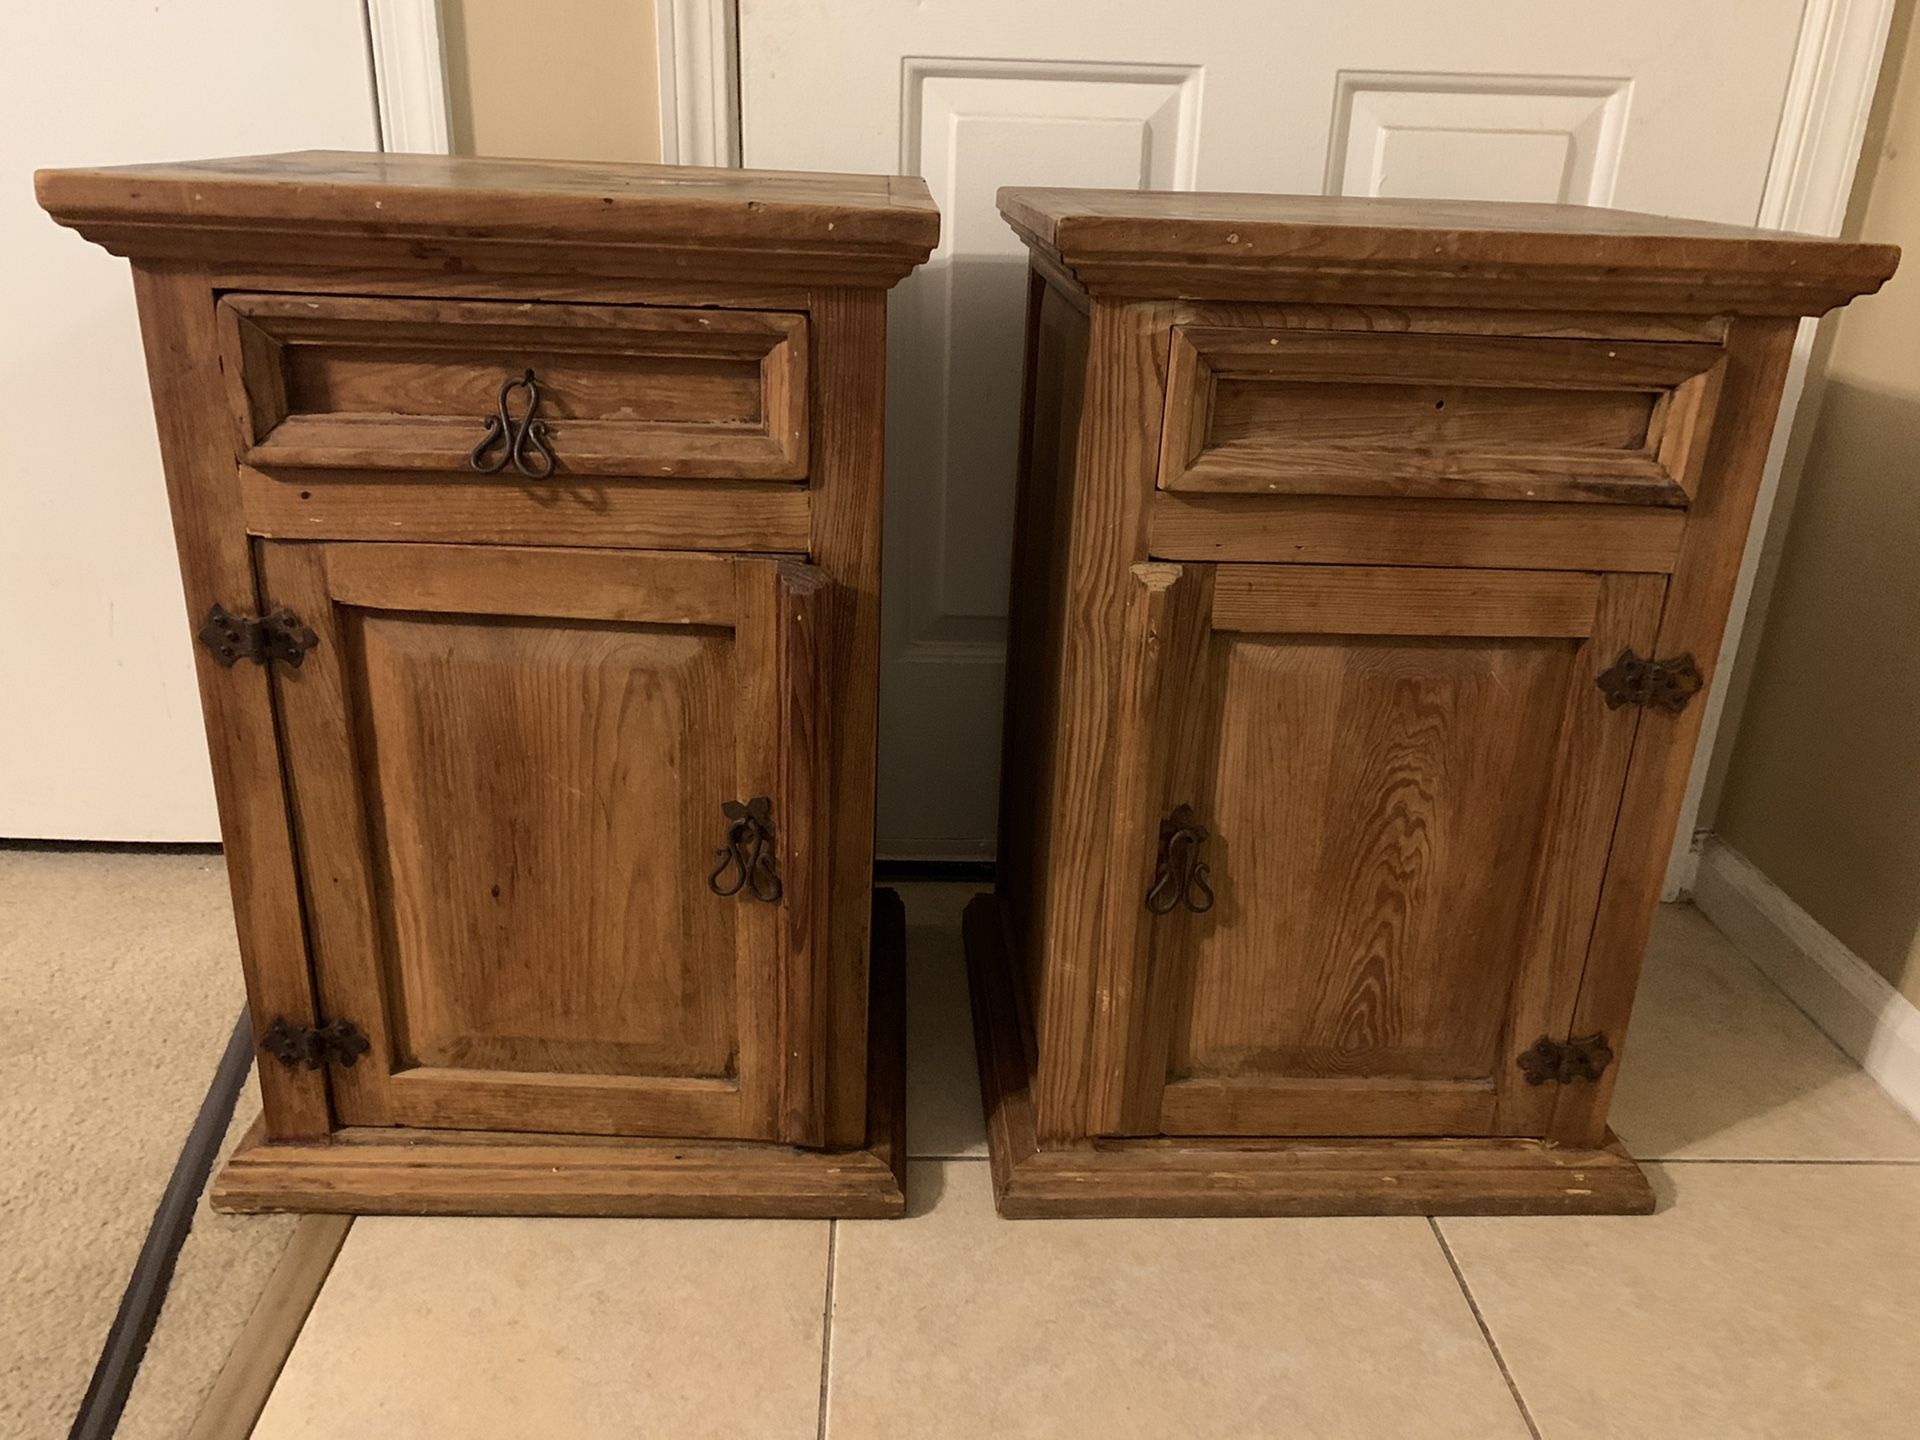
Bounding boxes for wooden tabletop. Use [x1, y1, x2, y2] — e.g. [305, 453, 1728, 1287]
[38, 151, 940, 286]
[998, 187, 1899, 314]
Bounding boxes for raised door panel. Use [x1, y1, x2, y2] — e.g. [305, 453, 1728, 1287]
[1089, 563, 1663, 1138]
[257, 541, 831, 1143]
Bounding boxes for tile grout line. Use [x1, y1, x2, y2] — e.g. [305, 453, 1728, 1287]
[814, 1219, 839, 1440]
[1643, 1156, 1920, 1166]
[1429, 1218, 1543, 1440]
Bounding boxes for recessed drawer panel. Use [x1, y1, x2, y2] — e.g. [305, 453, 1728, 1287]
[218, 294, 809, 481]
[1158, 327, 1724, 507]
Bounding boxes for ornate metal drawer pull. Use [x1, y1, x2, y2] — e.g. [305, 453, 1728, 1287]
[1145, 804, 1215, 915]
[469, 368, 557, 479]
[1595, 649, 1704, 714]
[707, 796, 782, 903]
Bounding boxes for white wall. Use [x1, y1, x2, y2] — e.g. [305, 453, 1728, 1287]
[4, 3, 378, 839]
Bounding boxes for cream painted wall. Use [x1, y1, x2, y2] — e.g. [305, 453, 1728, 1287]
[1713, 0, 1920, 1005]
[2, 2, 377, 840]
[443, 0, 661, 162]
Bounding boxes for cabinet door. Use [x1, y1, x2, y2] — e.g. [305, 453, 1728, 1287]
[257, 541, 832, 1144]
[1089, 562, 1664, 1140]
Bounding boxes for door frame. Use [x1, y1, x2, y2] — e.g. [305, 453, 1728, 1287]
[365, 0, 452, 153]
[634, 0, 1898, 873]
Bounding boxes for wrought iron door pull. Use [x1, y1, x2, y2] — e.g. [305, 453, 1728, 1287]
[1145, 804, 1215, 915]
[707, 796, 782, 903]
[469, 368, 557, 479]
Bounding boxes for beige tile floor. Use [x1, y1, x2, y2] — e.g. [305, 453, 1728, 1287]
[249, 883, 1920, 1439]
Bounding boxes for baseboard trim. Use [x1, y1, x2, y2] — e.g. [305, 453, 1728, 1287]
[1693, 838, 1920, 1124]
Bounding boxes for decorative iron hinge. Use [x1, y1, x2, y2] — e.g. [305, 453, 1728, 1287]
[1516, 1033, 1615, 1086]
[1595, 649, 1703, 715]
[260, 1017, 371, 1071]
[196, 604, 318, 669]
[706, 796, 782, 903]
[1145, 804, 1216, 915]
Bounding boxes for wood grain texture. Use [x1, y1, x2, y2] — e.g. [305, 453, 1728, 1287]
[1552, 317, 1802, 1146]
[1210, 564, 1600, 637]
[964, 894, 1653, 1218]
[1167, 301, 1731, 345]
[1065, 562, 1659, 1142]
[1162, 625, 1575, 1135]
[40, 152, 939, 287]
[999, 188, 1898, 313]
[263, 542, 812, 1141]
[1150, 492, 1686, 572]
[1159, 327, 1722, 505]
[995, 276, 1090, 1031]
[805, 289, 889, 1148]
[321, 542, 742, 622]
[1028, 299, 1177, 1143]
[1085, 563, 1213, 1135]
[239, 466, 811, 553]
[210, 891, 908, 1217]
[775, 562, 834, 1146]
[219, 294, 810, 481]
[129, 263, 329, 1140]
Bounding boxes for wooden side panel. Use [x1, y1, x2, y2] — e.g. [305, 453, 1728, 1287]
[774, 561, 835, 1145]
[996, 274, 1091, 1030]
[1553, 316, 1802, 1145]
[1028, 298, 1176, 1143]
[130, 263, 329, 1140]
[805, 288, 889, 1147]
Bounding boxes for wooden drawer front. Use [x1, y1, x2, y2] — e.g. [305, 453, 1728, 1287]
[1158, 327, 1724, 507]
[219, 294, 808, 481]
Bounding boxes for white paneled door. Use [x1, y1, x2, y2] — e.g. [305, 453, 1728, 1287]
[4, 2, 378, 839]
[738, 0, 1818, 858]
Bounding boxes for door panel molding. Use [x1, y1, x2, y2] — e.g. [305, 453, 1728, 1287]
[1326, 70, 1632, 205]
